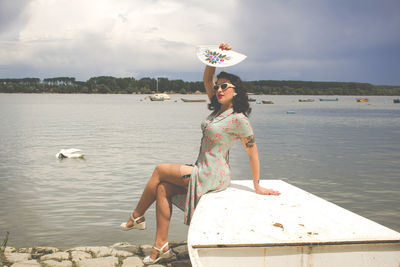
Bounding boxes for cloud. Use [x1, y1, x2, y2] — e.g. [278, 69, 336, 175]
[231, 0, 400, 83]
[0, 0, 33, 39]
[0, 0, 239, 80]
[0, 0, 399, 84]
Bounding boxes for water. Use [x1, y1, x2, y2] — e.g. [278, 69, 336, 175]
[0, 94, 399, 249]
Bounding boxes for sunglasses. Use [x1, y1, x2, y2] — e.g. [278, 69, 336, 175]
[213, 83, 235, 91]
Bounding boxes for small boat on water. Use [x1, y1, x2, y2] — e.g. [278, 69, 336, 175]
[319, 98, 338, 101]
[159, 93, 171, 100]
[394, 99, 400, 103]
[149, 95, 164, 101]
[262, 100, 274, 104]
[188, 180, 400, 267]
[299, 99, 315, 102]
[181, 98, 207, 103]
[356, 98, 369, 102]
[149, 93, 170, 101]
[153, 78, 170, 100]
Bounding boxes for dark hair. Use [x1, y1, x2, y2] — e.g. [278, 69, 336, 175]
[208, 71, 252, 117]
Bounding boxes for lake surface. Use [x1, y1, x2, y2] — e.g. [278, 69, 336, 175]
[0, 94, 399, 249]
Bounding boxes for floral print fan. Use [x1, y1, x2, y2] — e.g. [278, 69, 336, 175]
[196, 45, 247, 67]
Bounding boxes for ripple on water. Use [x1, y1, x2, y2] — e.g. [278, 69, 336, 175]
[0, 94, 399, 248]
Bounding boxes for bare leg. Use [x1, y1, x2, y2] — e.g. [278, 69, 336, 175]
[124, 163, 193, 227]
[149, 182, 186, 260]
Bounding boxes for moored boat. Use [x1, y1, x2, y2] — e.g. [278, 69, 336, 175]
[181, 98, 207, 103]
[157, 93, 171, 100]
[319, 98, 338, 101]
[262, 100, 274, 104]
[154, 78, 170, 100]
[149, 95, 164, 101]
[188, 180, 400, 267]
[149, 93, 169, 101]
[393, 99, 400, 103]
[299, 99, 315, 102]
[356, 98, 369, 102]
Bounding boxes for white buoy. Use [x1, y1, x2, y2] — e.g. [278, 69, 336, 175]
[56, 148, 85, 159]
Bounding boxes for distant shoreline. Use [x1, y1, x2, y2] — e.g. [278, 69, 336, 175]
[1, 76, 400, 95]
[1, 92, 400, 97]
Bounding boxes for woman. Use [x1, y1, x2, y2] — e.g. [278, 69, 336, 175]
[120, 42, 280, 264]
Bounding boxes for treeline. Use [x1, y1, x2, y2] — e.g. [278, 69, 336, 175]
[0, 77, 203, 94]
[246, 80, 400, 95]
[0, 76, 399, 95]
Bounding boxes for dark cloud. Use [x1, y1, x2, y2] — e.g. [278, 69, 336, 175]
[0, 0, 32, 34]
[230, 0, 400, 84]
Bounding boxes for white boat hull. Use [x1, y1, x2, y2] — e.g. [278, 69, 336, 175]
[188, 180, 400, 267]
[191, 243, 400, 267]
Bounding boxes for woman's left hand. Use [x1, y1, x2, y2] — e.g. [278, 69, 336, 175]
[255, 185, 280, 196]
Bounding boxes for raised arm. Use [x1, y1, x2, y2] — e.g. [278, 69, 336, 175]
[240, 135, 280, 196]
[203, 65, 216, 101]
[203, 42, 232, 101]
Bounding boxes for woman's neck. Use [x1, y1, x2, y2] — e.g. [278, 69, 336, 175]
[218, 103, 233, 115]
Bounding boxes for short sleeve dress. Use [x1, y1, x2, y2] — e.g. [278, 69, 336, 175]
[171, 108, 254, 225]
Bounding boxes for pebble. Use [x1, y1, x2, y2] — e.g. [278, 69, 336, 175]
[71, 251, 92, 263]
[76, 256, 118, 267]
[5, 253, 31, 263]
[42, 260, 73, 267]
[0, 242, 191, 267]
[121, 256, 143, 267]
[10, 260, 41, 267]
[40, 252, 69, 261]
[172, 245, 189, 260]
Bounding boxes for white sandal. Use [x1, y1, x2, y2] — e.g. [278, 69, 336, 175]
[143, 242, 173, 265]
[119, 214, 146, 231]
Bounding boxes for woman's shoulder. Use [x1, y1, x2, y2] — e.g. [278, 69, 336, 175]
[230, 112, 253, 137]
[230, 112, 252, 127]
[231, 111, 249, 121]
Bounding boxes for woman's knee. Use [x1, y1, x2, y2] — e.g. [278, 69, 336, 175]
[157, 183, 170, 202]
[156, 182, 168, 198]
[157, 182, 182, 200]
[154, 163, 168, 176]
[151, 164, 165, 183]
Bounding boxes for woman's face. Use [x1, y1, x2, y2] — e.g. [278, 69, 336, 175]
[215, 78, 236, 106]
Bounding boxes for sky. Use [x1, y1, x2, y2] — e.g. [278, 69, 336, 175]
[0, 0, 399, 85]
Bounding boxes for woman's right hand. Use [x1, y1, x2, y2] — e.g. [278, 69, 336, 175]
[219, 42, 232, 51]
[203, 42, 232, 100]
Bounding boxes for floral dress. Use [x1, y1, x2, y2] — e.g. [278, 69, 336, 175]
[171, 108, 254, 225]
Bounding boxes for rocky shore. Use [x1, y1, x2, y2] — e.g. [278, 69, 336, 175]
[0, 241, 191, 267]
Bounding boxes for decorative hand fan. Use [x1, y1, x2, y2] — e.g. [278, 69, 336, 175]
[196, 45, 247, 67]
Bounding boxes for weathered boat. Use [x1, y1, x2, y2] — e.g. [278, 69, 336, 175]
[262, 100, 274, 104]
[188, 180, 400, 267]
[159, 93, 171, 100]
[181, 98, 207, 103]
[149, 94, 165, 101]
[356, 98, 369, 102]
[319, 98, 339, 101]
[299, 99, 315, 102]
